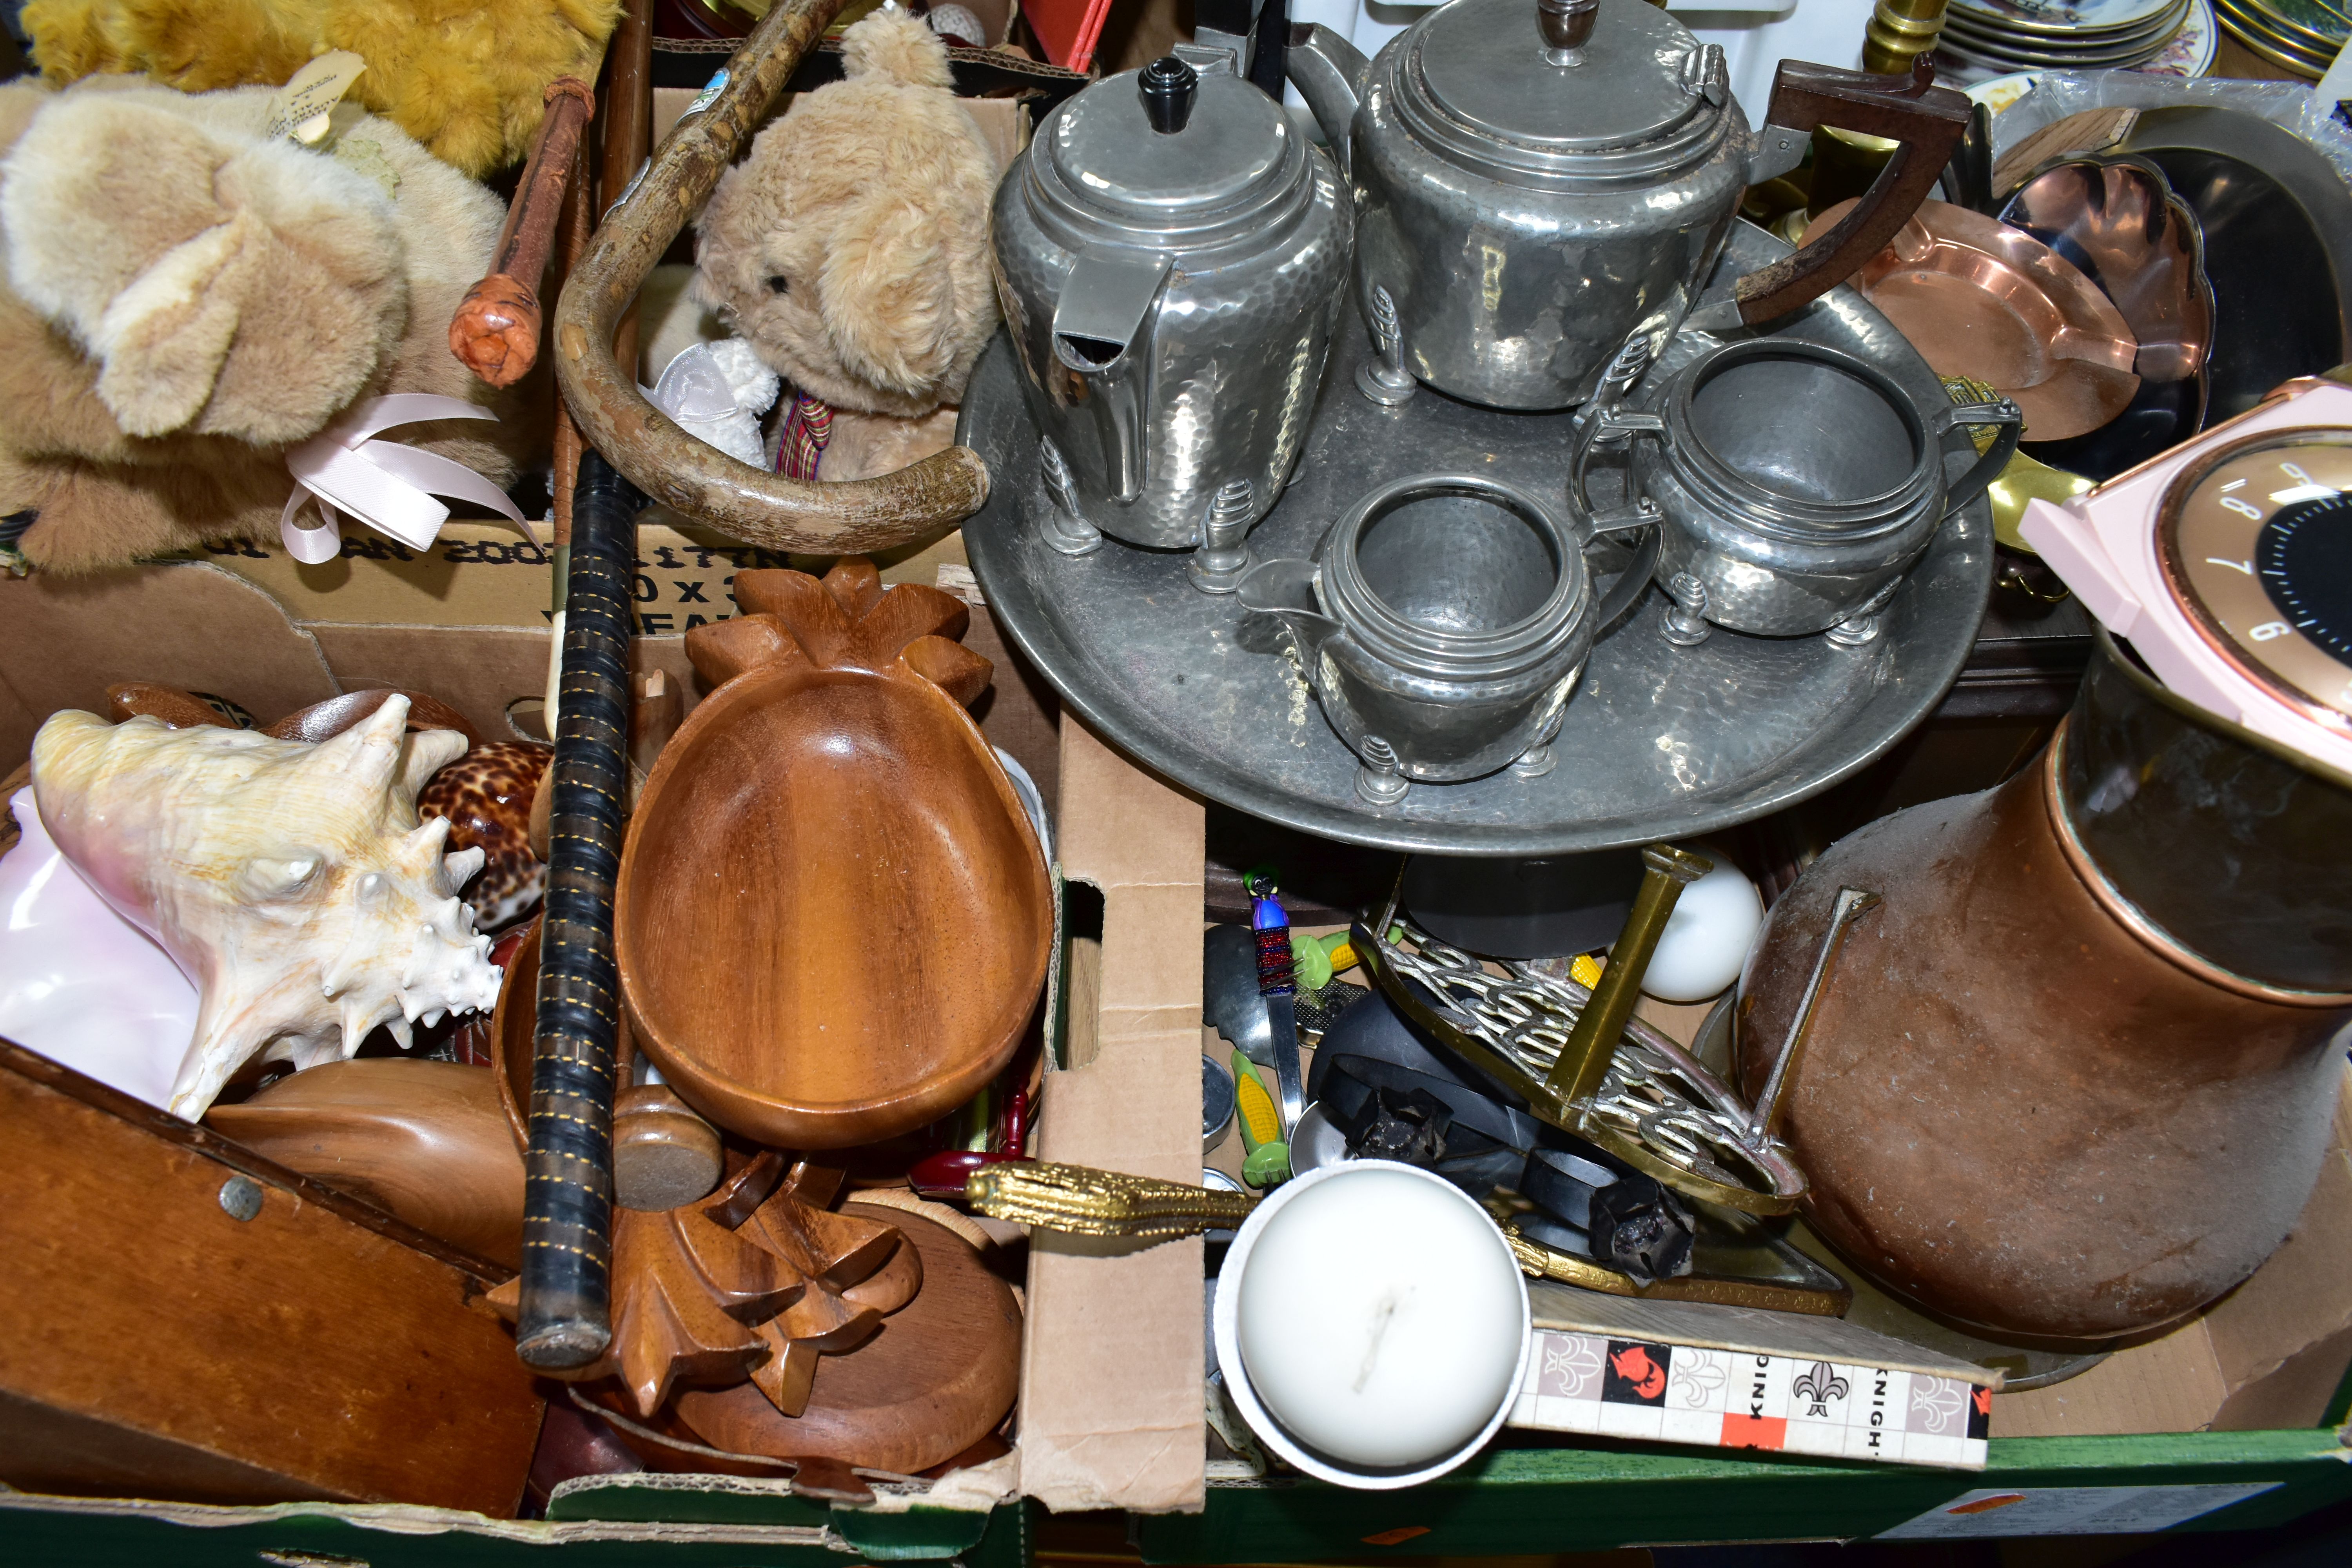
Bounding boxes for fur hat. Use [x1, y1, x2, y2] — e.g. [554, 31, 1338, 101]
[693, 7, 1000, 422]
[20, 0, 622, 178]
[0, 80, 538, 573]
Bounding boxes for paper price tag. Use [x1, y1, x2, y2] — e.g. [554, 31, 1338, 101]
[265, 51, 367, 145]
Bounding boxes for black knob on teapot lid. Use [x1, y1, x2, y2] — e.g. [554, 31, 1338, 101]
[1139, 56, 1197, 134]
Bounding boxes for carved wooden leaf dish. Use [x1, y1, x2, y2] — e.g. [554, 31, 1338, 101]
[617, 560, 1052, 1149]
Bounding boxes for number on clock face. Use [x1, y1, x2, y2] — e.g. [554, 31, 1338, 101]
[2159, 431, 2352, 724]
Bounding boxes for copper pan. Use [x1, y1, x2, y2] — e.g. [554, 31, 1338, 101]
[1803, 198, 2139, 441]
[1997, 152, 2215, 479]
[551, 0, 989, 554]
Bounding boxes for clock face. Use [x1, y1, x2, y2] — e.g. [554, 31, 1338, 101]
[2159, 429, 2352, 726]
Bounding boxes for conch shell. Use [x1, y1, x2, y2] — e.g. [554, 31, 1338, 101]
[31, 695, 503, 1118]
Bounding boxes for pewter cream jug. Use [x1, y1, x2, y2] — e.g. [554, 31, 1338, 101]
[1286, 0, 1970, 410]
[1238, 474, 1595, 804]
[991, 56, 1352, 568]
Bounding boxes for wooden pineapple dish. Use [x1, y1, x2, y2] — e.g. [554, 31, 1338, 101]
[616, 560, 1052, 1150]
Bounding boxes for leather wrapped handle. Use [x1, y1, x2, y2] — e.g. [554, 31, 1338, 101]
[451, 78, 595, 388]
[1731, 57, 1972, 326]
[551, 0, 990, 554]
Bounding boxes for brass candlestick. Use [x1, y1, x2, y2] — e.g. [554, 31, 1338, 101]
[1864, 0, 1951, 74]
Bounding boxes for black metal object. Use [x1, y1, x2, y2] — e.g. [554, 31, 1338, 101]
[1520, 1144, 1697, 1287]
[516, 451, 641, 1369]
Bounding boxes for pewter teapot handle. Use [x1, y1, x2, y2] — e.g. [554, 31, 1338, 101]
[1936, 394, 2025, 519]
[1686, 58, 1971, 333]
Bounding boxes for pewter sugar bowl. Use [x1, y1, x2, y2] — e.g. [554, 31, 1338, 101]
[1575, 339, 2020, 644]
[1287, 0, 1970, 409]
[1239, 474, 1593, 803]
[991, 56, 1352, 564]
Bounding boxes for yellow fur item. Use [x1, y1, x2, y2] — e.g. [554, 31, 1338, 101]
[0, 78, 541, 573]
[694, 9, 999, 428]
[20, 0, 621, 176]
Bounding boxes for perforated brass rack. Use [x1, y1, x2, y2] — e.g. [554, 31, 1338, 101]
[1355, 858, 1807, 1215]
[965, 1161, 1260, 1239]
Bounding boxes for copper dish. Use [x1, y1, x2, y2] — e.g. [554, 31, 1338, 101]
[1998, 152, 2215, 479]
[1804, 198, 2140, 441]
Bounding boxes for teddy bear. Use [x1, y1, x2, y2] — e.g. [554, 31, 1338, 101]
[18, 0, 621, 177]
[692, 5, 1000, 484]
[0, 76, 541, 575]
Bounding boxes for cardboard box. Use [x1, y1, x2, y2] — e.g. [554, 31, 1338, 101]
[0, 545, 1054, 1557]
[187, 517, 973, 636]
[4, 554, 2350, 1553]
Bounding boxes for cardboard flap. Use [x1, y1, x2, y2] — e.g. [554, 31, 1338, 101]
[1020, 719, 1206, 1513]
[0, 563, 340, 769]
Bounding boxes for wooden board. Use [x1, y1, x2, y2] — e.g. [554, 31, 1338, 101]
[0, 1043, 543, 1510]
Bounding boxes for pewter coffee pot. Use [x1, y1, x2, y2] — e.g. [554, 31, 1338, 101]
[991, 56, 1352, 575]
[1286, 0, 1971, 409]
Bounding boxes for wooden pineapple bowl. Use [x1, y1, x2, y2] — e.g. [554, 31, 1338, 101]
[616, 560, 1052, 1150]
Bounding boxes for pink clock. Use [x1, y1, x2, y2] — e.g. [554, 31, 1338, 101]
[2020, 376, 2352, 778]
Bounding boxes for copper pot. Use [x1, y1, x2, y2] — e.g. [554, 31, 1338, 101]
[1737, 636, 2352, 1342]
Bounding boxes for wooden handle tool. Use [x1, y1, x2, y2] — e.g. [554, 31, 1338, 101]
[449, 78, 595, 388]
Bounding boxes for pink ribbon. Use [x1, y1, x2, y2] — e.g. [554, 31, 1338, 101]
[279, 394, 540, 565]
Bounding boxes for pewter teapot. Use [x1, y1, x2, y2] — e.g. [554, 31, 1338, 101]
[1287, 0, 1971, 410]
[991, 56, 1352, 571]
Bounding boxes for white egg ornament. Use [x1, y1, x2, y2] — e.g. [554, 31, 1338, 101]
[1642, 848, 1764, 1003]
[1215, 1161, 1530, 1487]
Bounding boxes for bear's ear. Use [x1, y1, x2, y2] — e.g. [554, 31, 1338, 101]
[87, 214, 254, 438]
[818, 193, 958, 405]
[837, 9, 954, 90]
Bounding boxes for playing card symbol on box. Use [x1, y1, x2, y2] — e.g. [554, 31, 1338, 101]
[1670, 1348, 1730, 1410]
[1911, 1375, 1972, 1436]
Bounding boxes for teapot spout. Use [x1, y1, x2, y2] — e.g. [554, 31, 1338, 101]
[1051, 247, 1173, 505]
[1239, 557, 1341, 667]
[1284, 24, 1368, 179]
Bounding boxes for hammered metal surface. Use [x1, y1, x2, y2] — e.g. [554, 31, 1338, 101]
[991, 90, 1352, 548]
[960, 223, 1994, 855]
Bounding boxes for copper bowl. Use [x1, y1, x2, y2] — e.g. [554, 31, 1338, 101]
[1998, 152, 2216, 479]
[1804, 198, 2139, 442]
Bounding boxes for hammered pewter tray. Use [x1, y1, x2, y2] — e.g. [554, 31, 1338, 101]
[961, 223, 1994, 855]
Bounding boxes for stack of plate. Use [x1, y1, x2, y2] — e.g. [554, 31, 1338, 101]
[2211, 0, 2347, 78]
[1936, 0, 2200, 78]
